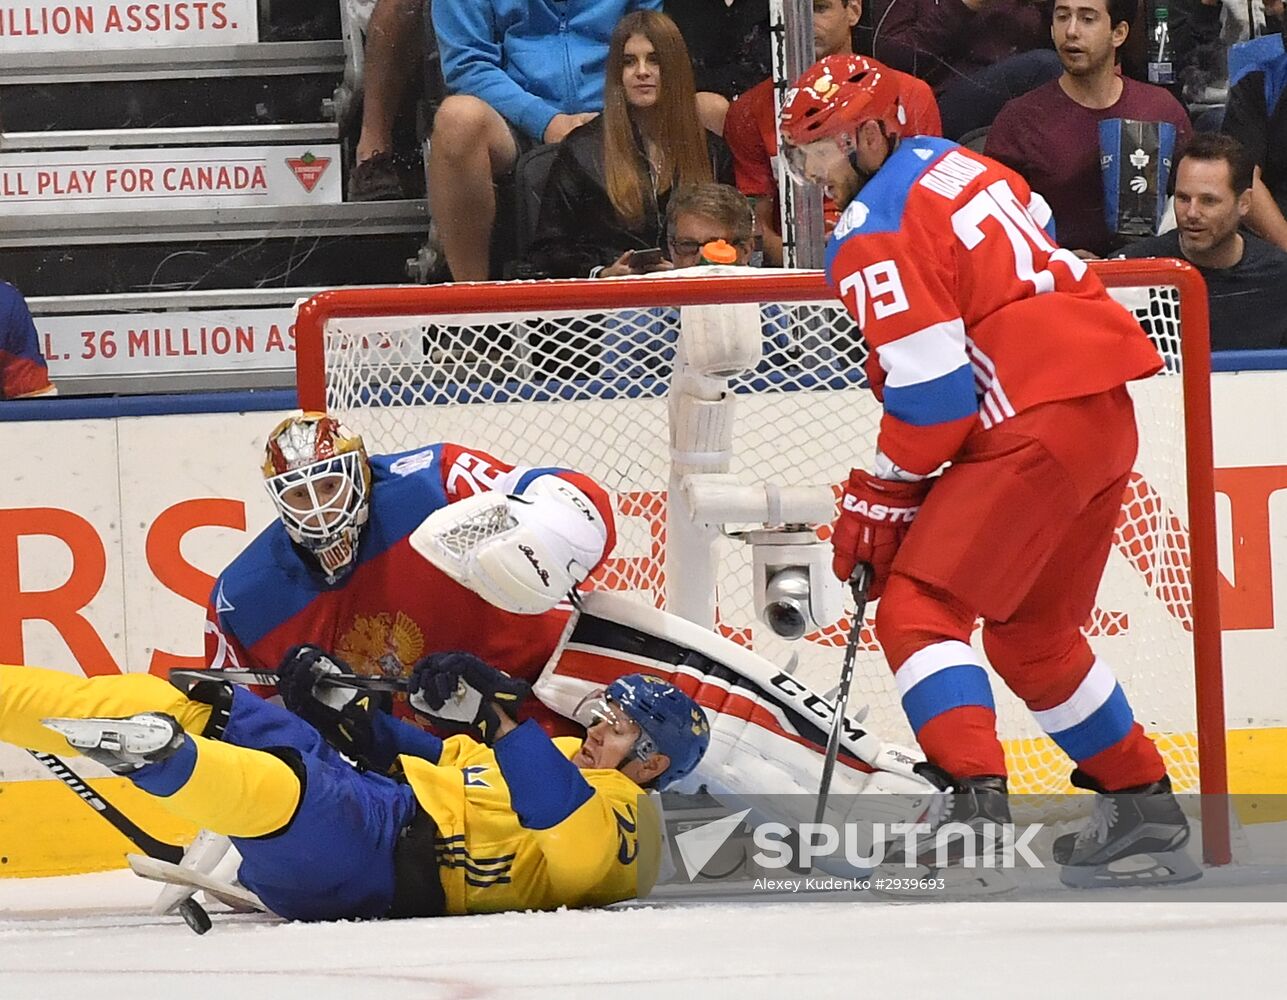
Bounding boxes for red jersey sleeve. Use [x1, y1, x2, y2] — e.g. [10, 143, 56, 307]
[828, 225, 979, 477]
[203, 597, 257, 671]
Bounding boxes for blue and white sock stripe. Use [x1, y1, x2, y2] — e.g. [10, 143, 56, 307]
[1030, 657, 1136, 762]
[895, 640, 995, 733]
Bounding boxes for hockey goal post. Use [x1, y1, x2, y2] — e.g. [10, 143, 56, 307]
[295, 260, 1229, 863]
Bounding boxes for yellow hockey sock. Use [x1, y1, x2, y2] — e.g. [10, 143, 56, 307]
[153, 734, 301, 839]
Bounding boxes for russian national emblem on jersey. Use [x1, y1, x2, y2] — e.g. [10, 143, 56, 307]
[337, 610, 426, 679]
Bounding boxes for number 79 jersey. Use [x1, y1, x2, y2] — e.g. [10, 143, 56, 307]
[824, 137, 1163, 478]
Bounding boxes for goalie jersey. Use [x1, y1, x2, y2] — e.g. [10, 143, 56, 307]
[204, 443, 615, 732]
[824, 137, 1163, 478]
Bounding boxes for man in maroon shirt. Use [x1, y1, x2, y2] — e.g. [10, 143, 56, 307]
[868, 0, 1061, 138]
[985, 0, 1192, 256]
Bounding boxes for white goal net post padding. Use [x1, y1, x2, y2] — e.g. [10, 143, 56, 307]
[296, 261, 1228, 861]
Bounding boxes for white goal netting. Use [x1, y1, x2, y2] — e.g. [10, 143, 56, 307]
[299, 264, 1221, 800]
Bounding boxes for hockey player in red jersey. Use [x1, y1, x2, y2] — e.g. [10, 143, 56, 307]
[203, 413, 616, 738]
[779, 54, 1198, 886]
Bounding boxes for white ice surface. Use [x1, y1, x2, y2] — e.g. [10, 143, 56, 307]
[2, 869, 1286, 1000]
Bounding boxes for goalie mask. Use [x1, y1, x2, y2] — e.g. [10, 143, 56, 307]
[575, 673, 710, 789]
[262, 413, 372, 583]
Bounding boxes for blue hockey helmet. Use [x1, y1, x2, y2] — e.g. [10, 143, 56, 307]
[601, 673, 711, 789]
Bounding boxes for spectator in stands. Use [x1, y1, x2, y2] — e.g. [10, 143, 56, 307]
[724, 3, 942, 266]
[525, 11, 734, 279]
[1119, 133, 1287, 349]
[1169, 0, 1280, 129]
[1, 283, 56, 399]
[1221, 14, 1287, 250]
[347, 0, 425, 201]
[597, 184, 756, 379]
[428, 0, 662, 282]
[664, 182, 757, 269]
[868, 0, 1062, 139]
[666, 0, 772, 103]
[985, 0, 1192, 256]
[584, 181, 761, 276]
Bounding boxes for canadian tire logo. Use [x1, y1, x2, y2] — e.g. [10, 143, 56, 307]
[286, 152, 331, 192]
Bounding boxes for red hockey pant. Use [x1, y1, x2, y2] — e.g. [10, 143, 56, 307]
[874, 386, 1166, 790]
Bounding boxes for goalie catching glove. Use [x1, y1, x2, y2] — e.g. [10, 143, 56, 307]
[276, 645, 390, 767]
[832, 469, 932, 598]
[409, 476, 610, 615]
[408, 652, 531, 744]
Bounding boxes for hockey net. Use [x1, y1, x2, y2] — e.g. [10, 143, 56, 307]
[296, 262, 1227, 857]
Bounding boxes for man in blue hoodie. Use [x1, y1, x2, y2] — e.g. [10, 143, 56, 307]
[428, 0, 661, 282]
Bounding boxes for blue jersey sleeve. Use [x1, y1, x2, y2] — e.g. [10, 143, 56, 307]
[493, 719, 593, 829]
[366, 711, 444, 774]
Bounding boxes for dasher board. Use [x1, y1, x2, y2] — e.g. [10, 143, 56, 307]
[0, 143, 341, 213]
[35, 305, 300, 378]
[0, 0, 258, 53]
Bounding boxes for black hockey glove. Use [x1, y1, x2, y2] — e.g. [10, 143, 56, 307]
[407, 651, 531, 745]
[277, 645, 390, 766]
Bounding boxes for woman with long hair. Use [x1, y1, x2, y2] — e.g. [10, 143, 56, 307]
[525, 10, 733, 278]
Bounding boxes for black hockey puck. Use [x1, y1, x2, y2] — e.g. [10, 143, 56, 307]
[178, 897, 213, 935]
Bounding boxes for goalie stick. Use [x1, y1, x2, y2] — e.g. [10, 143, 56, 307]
[169, 667, 407, 693]
[28, 750, 184, 864]
[813, 564, 873, 826]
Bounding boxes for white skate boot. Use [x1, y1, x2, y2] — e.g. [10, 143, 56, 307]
[43, 713, 186, 774]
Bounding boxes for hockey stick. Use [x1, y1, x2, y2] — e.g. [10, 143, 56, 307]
[169, 667, 407, 693]
[28, 750, 184, 864]
[813, 563, 873, 827]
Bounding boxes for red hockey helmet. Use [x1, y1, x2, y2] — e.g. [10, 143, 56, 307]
[779, 54, 906, 150]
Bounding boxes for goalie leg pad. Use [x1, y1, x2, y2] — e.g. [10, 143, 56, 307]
[532, 592, 938, 799]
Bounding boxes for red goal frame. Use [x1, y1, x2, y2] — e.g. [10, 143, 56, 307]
[296, 259, 1229, 865]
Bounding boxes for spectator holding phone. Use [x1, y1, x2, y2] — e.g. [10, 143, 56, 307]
[525, 10, 733, 279]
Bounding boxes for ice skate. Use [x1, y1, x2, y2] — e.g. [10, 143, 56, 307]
[1055, 770, 1201, 888]
[42, 713, 186, 774]
[872, 767, 1019, 897]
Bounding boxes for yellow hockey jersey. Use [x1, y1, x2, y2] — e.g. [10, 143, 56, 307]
[401, 722, 660, 915]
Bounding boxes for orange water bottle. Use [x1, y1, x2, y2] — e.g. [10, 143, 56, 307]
[699, 239, 739, 266]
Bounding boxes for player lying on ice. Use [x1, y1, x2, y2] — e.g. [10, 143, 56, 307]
[205, 410, 617, 736]
[779, 54, 1199, 886]
[0, 658, 709, 921]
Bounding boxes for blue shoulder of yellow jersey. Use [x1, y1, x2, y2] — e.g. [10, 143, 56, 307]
[824, 136, 959, 277]
[212, 444, 454, 650]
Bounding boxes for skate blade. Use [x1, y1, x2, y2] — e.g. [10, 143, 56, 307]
[1059, 849, 1203, 889]
[41, 715, 174, 755]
